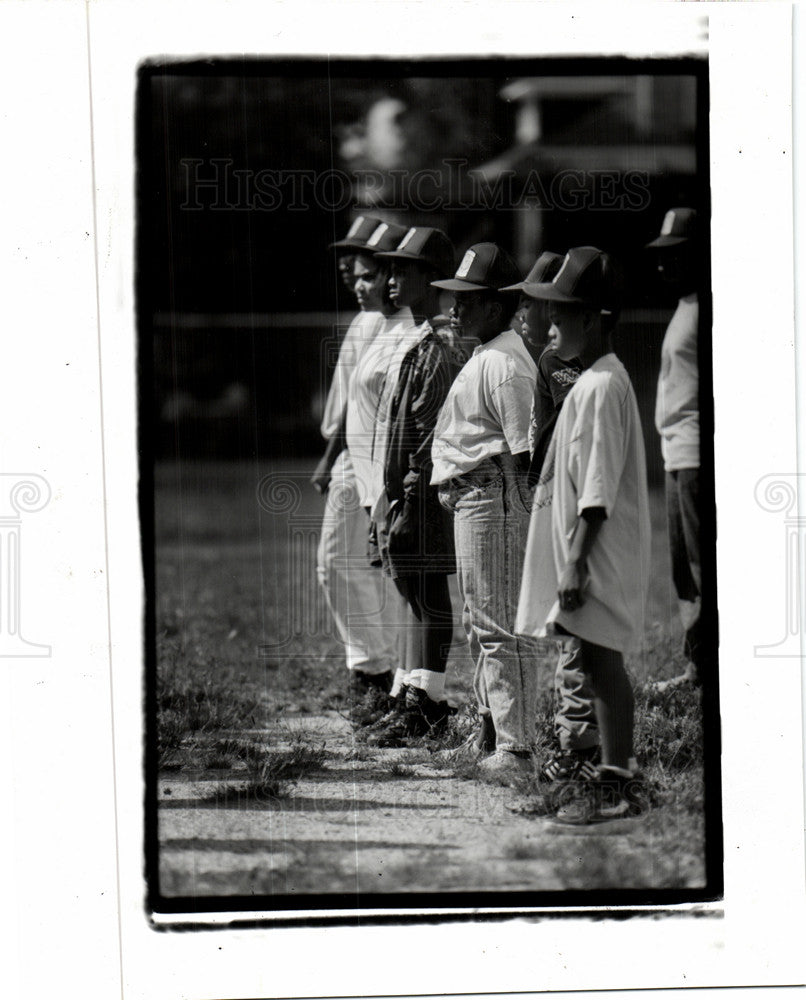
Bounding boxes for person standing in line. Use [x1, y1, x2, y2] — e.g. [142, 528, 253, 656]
[340, 220, 418, 710]
[313, 216, 384, 492]
[351, 227, 464, 744]
[516, 247, 650, 827]
[503, 253, 600, 784]
[312, 217, 406, 709]
[430, 243, 541, 784]
[646, 208, 704, 693]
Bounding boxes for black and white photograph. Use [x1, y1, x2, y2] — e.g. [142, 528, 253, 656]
[3, 1, 806, 997]
[140, 54, 720, 914]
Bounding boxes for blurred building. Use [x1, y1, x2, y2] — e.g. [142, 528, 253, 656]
[142, 65, 705, 480]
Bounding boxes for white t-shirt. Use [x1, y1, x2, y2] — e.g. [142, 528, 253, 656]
[430, 328, 536, 484]
[516, 353, 651, 654]
[320, 310, 384, 440]
[655, 293, 699, 471]
[368, 319, 430, 516]
[345, 307, 414, 507]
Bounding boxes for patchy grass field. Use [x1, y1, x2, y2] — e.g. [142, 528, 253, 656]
[153, 459, 713, 900]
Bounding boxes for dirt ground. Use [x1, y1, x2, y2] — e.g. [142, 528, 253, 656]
[155, 461, 710, 901]
[158, 712, 705, 898]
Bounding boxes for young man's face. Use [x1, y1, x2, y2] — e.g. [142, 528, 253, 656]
[388, 260, 430, 310]
[517, 294, 551, 350]
[450, 290, 499, 341]
[338, 254, 356, 291]
[353, 254, 386, 312]
[548, 301, 589, 360]
[656, 245, 694, 294]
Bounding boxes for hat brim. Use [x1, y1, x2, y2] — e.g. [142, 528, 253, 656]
[374, 249, 422, 261]
[329, 239, 371, 252]
[500, 280, 552, 298]
[645, 235, 691, 249]
[430, 277, 496, 292]
[519, 281, 593, 305]
[378, 250, 452, 276]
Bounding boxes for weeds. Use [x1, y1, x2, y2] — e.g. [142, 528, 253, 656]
[156, 659, 267, 768]
[387, 761, 414, 777]
[212, 741, 328, 804]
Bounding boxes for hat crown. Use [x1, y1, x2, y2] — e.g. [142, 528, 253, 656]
[553, 246, 616, 309]
[376, 226, 455, 277]
[524, 251, 564, 285]
[660, 207, 697, 238]
[363, 221, 409, 253]
[330, 214, 383, 250]
[454, 242, 520, 289]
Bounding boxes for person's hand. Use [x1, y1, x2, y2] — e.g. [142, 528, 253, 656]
[310, 457, 331, 495]
[387, 499, 418, 555]
[557, 561, 589, 612]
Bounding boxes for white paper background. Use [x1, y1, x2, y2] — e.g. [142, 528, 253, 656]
[1, 1, 804, 997]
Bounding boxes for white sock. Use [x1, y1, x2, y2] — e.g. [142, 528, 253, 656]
[407, 669, 446, 702]
[390, 668, 410, 697]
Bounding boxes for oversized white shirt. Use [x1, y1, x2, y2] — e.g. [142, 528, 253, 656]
[430, 328, 536, 484]
[516, 353, 651, 654]
[320, 310, 384, 440]
[655, 293, 699, 471]
[345, 306, 415, 507]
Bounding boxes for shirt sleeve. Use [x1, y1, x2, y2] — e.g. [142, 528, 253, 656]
[568, 374, 628, 517]
[321, 317, 361, 439]
[403, 336, 458, 498]
[489, 368, 535, 456]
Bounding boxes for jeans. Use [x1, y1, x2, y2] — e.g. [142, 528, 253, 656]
[666, 468, 703, 673]
[439, 454, 539, 751]
[553, 656, 599, 751]
[316, 450, 399, 674]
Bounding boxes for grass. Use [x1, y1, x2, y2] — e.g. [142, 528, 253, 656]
[154, 459, 711, 891]
[211, 740, 329, 803]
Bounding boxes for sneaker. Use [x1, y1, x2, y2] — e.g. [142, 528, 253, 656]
[365, 686, 450, 747]
[476, 749, 533, 786]
[540, 745, 600, 784]
[549, 768, 647, 829]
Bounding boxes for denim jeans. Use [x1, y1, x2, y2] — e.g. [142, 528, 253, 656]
[316, 450, 399, 674]
[439, 453, 539, 751]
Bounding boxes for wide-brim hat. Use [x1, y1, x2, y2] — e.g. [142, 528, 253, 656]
[525, 246, 618, 312]
[646, 207, 697, 249]
[375, 226, 455, 278]
[431, 242, 521, 292]
[501, 251, 564, 297]
[357, 220, 410, 255]
[329, 215, 383, 251]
